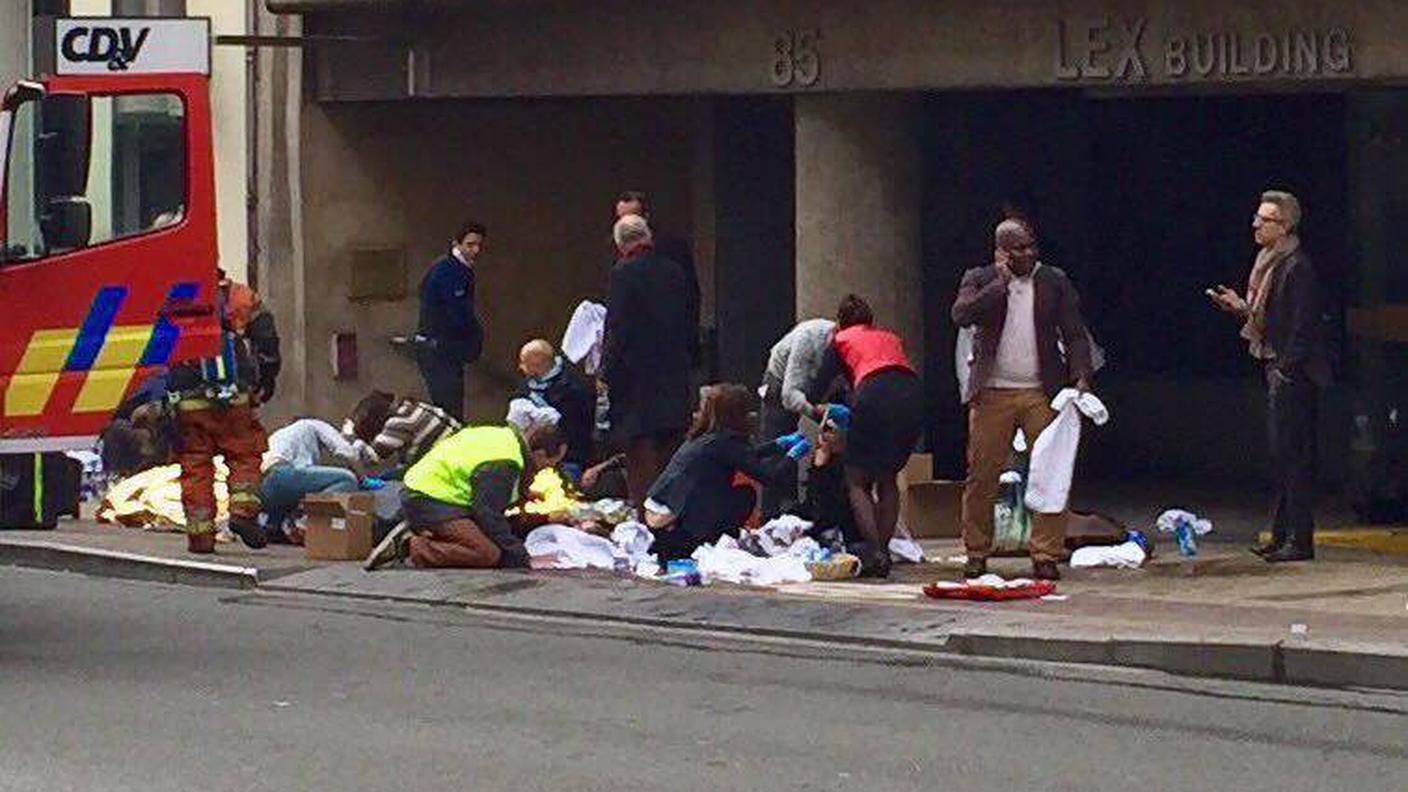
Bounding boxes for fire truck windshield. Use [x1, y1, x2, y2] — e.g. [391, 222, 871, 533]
[1, 91, 186, 266]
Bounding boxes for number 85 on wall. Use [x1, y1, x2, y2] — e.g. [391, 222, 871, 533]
[772, 29, 821, 88]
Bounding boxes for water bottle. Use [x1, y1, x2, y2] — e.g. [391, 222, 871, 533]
[1174, 519, 1198, 557]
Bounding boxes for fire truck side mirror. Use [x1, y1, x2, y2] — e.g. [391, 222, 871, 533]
[36, 94, 90, 201]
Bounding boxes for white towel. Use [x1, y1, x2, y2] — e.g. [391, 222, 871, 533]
[1024, 389, 1109, 514]
[561, 300, 607, 375]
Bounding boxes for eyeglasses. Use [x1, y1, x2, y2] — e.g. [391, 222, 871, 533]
[1253, 213, 1285, 226]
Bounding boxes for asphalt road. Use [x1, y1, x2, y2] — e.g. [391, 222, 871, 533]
[2, 568, 1406, 792]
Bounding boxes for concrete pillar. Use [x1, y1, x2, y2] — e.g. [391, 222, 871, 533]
[795, 93, 924, 364]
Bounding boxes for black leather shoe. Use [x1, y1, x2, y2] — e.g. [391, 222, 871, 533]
[1264, 546, 1314, 563]
[1032, 560, 1062, 581]
[227, 516, 268, 549]
[858, 547, 892, 579]
[1249, 540, 1281, 558]
[962, 557, 988, 580]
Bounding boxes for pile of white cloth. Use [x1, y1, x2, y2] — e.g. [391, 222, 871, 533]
[690, 534, 813, 586]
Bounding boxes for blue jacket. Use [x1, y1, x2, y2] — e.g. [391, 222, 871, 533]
[417, 253, 483, 364]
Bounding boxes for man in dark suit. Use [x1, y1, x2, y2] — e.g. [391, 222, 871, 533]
[951, 219, 1094, 581]
[416, 221, 486, 421]
[615, 191, 701, 365]
[600, 214, 694, 511]
[1211, 190, 1332, 563]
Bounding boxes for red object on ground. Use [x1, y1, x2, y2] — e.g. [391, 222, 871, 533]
[922, 580, 1057, 601]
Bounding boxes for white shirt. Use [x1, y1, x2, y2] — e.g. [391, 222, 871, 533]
[988, 266, 1042, 389]
[264, 419, 360, 471]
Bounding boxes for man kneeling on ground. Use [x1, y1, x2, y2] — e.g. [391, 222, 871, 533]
[364, 424, 567, 571]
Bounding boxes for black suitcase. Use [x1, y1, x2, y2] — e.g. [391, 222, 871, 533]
[0, 453, 82, 530]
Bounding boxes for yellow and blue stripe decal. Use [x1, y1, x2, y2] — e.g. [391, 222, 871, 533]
[4, 282, 198, 418]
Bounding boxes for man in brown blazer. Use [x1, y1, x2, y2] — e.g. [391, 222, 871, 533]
[951, 219, 1094, 581]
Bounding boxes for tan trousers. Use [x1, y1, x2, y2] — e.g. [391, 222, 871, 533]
[961, 388, 1068, 563]
[408, 519, 503, 569]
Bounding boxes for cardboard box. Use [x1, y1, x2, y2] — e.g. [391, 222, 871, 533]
[902, 480, 964, 539]
[302, 492, 375, 561]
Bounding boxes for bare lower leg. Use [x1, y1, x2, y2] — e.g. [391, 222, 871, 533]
[845, 467, 880, 547]
[874, 474, 900, 546]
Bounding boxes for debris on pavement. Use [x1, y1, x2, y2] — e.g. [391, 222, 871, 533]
[1156, 509, 1214, 557]
[923, 575, 1057, 602]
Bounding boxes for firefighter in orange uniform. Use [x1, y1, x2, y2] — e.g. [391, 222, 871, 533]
[170, 270, 281, 554]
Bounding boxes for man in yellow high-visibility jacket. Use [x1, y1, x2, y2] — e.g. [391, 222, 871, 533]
[364, 423, 566, 570]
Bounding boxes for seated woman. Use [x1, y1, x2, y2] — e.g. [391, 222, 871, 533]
[260, 418, 365, 540]
[645, 384, 805, 563]
[364, 424, 568, 571]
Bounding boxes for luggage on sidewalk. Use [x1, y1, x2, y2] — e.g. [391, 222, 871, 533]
[0, 452, 82, 530]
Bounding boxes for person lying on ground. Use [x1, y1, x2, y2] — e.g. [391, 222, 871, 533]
[101, 401, 175, 478]
[644, 384, 809, 563]
[517, 338, 596, 482]
[260, 418, 367, 541]
[364, 424, 568, 571]
[790, 410, 862, 549]
[344, 390, 463, 475]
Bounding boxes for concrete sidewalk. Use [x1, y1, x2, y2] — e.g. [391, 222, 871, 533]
[3, 519, 1407, 690]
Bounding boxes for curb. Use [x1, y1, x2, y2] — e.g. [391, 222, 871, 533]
[0, 539, 258, 589]
[262, 576, 1408, 693]
[9, 544, 1408, 692]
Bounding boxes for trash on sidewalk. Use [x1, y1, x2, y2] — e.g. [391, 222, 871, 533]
[889, 523, 926, 564]
[923, 575, 1057, 602]
[662, 559, 702, 587]
[1156, 509, 1213, 557]
[691, 534, 813, 586]
[1069, 531, 1149, 569]
[524, 524, 622, 570]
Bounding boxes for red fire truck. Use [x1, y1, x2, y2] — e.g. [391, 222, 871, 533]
[0, 17, 223, 525]
[0, 17, 222, 455]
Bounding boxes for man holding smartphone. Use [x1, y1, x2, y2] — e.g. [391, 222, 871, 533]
[1208, 190, 1332, 563]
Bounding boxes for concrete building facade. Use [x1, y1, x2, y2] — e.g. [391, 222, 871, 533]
[257, 0, 1408, 485]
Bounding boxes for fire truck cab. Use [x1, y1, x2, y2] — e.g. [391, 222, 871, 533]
[0, 17, 221, 455]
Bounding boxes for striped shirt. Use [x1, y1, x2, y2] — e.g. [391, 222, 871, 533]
[356, 399, 462, 467]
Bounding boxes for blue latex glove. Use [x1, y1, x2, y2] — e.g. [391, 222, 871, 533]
[774, 431, 807, 451]
[360, 476, 386, 491]
[785, 437, 813, 460]
[822, 404, 851, 431]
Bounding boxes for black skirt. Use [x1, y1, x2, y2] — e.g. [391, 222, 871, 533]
[847, 369, 924, 475]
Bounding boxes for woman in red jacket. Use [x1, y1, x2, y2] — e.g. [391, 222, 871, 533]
[825, 295, 924, 578]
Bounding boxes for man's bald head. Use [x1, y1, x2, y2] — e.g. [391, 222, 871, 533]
[518, 338, 557, 379]
[995, 219, 1039, 276]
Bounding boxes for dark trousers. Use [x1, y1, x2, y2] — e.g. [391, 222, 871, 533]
[758, 381, 800, 518]
[653, 484, 756, 562]
[624, 429, 683, 513]
[417, 348, 465, 422]
[1268, 368, 1320, 552]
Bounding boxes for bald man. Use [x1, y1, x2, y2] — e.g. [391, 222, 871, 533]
[950, 218, 1094, 582]
[517, 338, 596, 480]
